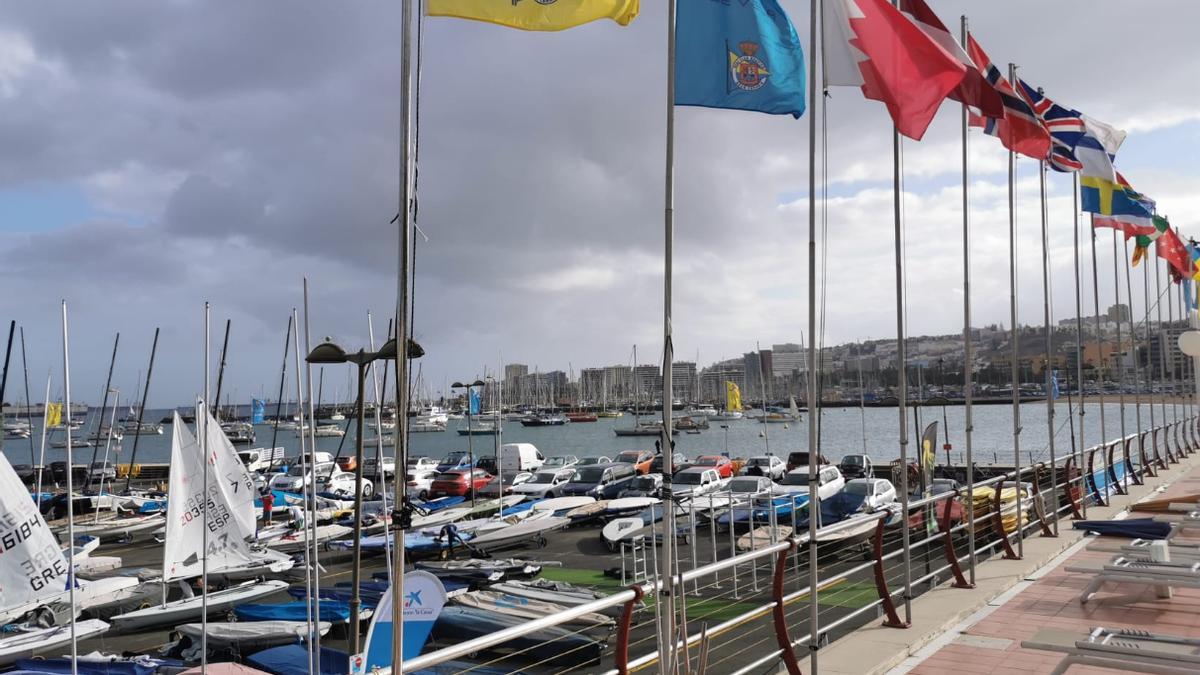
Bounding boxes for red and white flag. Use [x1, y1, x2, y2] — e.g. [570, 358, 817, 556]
[823, 0, 966, 140]
[898, 0, 1003, 119]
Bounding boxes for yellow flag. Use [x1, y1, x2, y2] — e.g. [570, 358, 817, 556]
[725, 381, 742, 412]
[46, 403, 62, 428]
[426, 0, 639, 31]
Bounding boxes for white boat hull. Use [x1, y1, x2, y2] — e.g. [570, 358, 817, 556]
[110, 579, 289, 631]
[0, 619, 110, 665]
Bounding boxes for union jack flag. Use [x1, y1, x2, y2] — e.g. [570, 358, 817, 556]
[1018, 80, 1085, 172]
[965, 34, 1050, 160]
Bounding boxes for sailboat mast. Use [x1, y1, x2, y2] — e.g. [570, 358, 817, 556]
[60, 302, 78, 672]
[20, 328, 35, 467]
[291, 307, 316, 674]
[269, 315, 293, 471]
[213, 318, 231, 421]
[201, 303, 211, 669]
[124, 328, 159, 492]
[301, 278, 323, 663]
[87, 333, 119, 484]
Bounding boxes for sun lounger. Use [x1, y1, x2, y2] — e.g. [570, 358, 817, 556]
[1065, 556, 1200, 603]
[1022, 626, 1200, 675]
[1086, 538, 1200, 563]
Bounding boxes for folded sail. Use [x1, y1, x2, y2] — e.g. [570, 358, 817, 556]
[164, 410, 259, 581]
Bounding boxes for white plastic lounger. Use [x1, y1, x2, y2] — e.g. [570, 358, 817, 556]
[1087, 538, 1200, 562]
[1022, 626, 1200, 675]
[1066, 556, 1200, 603]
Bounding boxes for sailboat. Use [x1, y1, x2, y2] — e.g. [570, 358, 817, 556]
[761, 395, 801, 424]
[0, 443, 110, 664]
[710, 381, 745, 420]
[110, 410, 288, 631]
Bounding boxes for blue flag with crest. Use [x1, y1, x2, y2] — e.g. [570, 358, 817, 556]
[675, 0, 806, 118]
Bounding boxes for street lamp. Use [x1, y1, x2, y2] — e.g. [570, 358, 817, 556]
[451, 379, 486, 510]
[306, 335, 421, 655]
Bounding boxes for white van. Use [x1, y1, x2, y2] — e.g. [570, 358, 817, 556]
[500, 443, 545, 475]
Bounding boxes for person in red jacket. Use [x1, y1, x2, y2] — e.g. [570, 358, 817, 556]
[261, 491, 274, 525]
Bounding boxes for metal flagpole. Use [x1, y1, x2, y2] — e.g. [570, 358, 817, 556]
[893, 95, 914, 620]
[1007, 64, 1023, 558]
[657, 1, 679, 671]
[201, 303, 211, 674]
[391, 0, 415, 669]
[1155, 258, 1169, 455]
[960, 15, 977, 580]
[301, 279, 322, 660]
[808, 0, 825, 665]
[61, 302, 78, 675]
[1144, 260, 1159, 462]
[1122, 237, 1146, 461]
[1093, 221, 1114, 497]
[1038, 159, 1057, 535]
[1074, 181, 1091, 519]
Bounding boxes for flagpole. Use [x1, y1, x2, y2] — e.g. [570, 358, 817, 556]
[657, 1, 679, 671]
[302, 278, 323, 661]
[1092, 220, 1113, 498]
[1144, 260, 1160, 464]
[1155, 257, 1171, 460]
[391, 0, 414, 670]
[1170, 283, 1180, 432]
[893, 99, 913, 624]
[808, 0, 824, 666]
[1038, 158, 1057, 535]
[1074, 180, 1092, 520]
[1122, 236, 1147, 469]
[61, 301, 77, 675]
[1007, 64, 1023, 559]
[960, 14, 977, 583]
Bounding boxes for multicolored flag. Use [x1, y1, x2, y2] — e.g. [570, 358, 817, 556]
[823, 0, 966, 140]
[675, 0, 806, 118]
[1082, 171, 1155, 218]
[426, 0, 639, 31]
[1017, 80, 1084, 171]
[965, 36, 1050, 159]
[898, 0, 1003, 118]
[1131, 215, 1171, 267]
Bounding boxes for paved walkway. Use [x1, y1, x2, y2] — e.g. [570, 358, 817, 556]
[802, 450, 1200, 675]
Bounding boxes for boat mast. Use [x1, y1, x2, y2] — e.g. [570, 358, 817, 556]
[123, 328, 159, 493]
[60, 302, 78, 672]
[86, 333, 119, 485]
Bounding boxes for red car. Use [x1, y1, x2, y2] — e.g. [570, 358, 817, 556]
[692, 455, 734, 478]
[429, 469, 493, 497]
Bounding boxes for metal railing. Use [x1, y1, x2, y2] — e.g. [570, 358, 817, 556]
[383, 415, 1198, 675]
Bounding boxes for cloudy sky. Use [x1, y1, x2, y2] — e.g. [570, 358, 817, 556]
[1, 1, 1197, 408]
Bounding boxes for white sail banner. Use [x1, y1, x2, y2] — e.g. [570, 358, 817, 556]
[164, 409, 258, 581]
[0, 449, 70, 610]
[204, 410, 258, 534]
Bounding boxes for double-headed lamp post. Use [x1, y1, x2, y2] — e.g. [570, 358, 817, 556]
[451, 379, 486, 510]
[306, 336, 423, 655]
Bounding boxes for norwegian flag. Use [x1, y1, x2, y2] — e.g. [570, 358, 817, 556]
[1018, 80, 1085, 172]
[965, 34, 1050, 160]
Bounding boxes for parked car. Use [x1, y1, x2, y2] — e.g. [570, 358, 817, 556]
[270, 461, 337, 492]
[727, 475, 775, 495]
[560, 462, 638, 498]
[317, 467, 374, 498]
[88, 461, 116, 483]
[363, 455, 396, 479]
[543, 455, 580, 470]
[743, 455, 787, 481]
[843, 478, 898, 512]
[408, 456, 440, 472]
[785, 451, 832, 473]
[838, 454, 873, 480]
[930, 478, 961, 496]
[500, 443, 546, 474]
[614, 450, 655, 475]
[478, 471, 534, 497]
[405, 469, 439, 500]
[775, 465, 846, 502]
[429, 469, 493, 498]
[691, 455, 734, 478]
[671, 467, 725, 498]
[335, 455, 357, 472]
[649, 452, 688, 475]
[475, 455, 499, 476]
[576, 456, 612, 466]
[512, 468, 575, 499]
[436, 451, 473, 473]
[618, 473, 663, 498]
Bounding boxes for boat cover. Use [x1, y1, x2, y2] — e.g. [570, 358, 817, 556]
[1071, 518, 1172, 539]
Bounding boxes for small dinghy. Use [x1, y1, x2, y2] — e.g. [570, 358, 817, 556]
[247, 644, 350, 675]
[452, 590, 614, 629]
[51, 513, 166, 543]
[67, 536, 122, 577]
[565, 500, 609, 522]
[490, 579, 625, 617]
[13, 652, 183, 675]
[736, 524, 794, 551]
[467, 516, 570, 552]
[110, 579, 290, 632]
[416, 558, 544, 582]
[602, 504, 689, 550]
[177, 620, 332, 651]
[0, 620, 110, 666]
[529, 496, 595, 514]
[410, 506, 473, 529]
[605, 496, 659, 515]
[263, 524, 352, 553]
[234, 599, 370, 624]
[431, 606, 603, 668]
